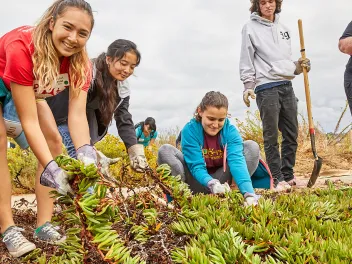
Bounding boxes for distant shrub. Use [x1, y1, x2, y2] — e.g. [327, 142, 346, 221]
[7, 139, 37, 193]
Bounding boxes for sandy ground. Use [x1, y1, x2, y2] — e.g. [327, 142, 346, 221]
[10, 187, 160, 212]
[296, 169, 352, 187]
[11, 194, 37, 212]
[11, 172, 352, 212]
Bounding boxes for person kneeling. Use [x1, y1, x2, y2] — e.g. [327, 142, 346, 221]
[158, 91, 273, 207]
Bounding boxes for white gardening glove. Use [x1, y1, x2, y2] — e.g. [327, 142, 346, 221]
[243, 192, 261, 207]
[128, 144, 149, 172]
[294, 57, 311, 75]
[243, 82, 256, 107]
[223, 182, 231, 192]
[40, 160, 73, 195]
[96, 150, 120, 177]
[76, 144, 97, 166]
[207, 179, 231, 194]
[243, 89, 256, 107]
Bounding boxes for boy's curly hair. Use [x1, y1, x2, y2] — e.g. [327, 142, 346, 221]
[249, 0, 283, 15]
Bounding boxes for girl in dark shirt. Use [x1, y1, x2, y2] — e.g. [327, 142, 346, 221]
[47, 39, 149, 172]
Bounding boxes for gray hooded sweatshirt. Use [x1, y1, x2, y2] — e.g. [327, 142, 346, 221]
[239, 13, 296, 90]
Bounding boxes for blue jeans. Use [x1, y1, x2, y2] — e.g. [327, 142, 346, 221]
[57, 123, 77, 159]
[0, 78, 29, 149]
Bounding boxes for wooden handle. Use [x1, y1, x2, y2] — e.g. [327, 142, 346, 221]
[298, 20, 306, 60]
[298, 19, 314, 132]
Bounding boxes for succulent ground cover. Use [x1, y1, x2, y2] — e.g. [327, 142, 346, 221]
[1, 154, 352, 264]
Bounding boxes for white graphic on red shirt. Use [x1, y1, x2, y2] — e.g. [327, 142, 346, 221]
[33, 73, 70, 99]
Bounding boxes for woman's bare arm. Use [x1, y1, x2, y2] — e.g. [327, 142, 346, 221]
[149, 138, 156, 146]
[11, 83, 53, 167]
[68, 90, 90, 149]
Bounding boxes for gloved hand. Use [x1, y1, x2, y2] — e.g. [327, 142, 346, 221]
[294, 57, 311, 75]
[96, 150, 120, 177]
[243, 89, 256, 107]
[207, 179, 231, 194]
[243, 192, 261, 207]
[40, 160, 73, 195]
[128, 144, 149, 172]
[77, 144, 97, 166]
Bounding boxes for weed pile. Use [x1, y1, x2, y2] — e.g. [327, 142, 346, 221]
[2, 152, 352, 263]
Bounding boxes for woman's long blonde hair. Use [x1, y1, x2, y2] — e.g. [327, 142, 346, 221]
[32, 0, 94, 98]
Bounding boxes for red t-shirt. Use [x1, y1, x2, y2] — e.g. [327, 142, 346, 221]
[0, 26, 91, 98]
[202, 132, 224, 174]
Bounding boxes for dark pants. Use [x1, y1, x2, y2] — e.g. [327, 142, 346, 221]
[344, 79, 352, 116]
[256, 83, 298, 185]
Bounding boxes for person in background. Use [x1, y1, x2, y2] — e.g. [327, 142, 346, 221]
[339, 21, 352, 117]
[47, 39, 149, 173]
[175, 130, 182, 149]
[135, 117, 158, 148]
[158, 91, 273, 207]
[239, 0, 311, 191]
[0, 0, 95, 257]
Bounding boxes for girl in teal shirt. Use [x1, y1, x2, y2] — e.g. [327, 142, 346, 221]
[135, 117, 158, 147]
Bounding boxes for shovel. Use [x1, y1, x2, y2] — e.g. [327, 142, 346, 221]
[298, 19, 323, 187]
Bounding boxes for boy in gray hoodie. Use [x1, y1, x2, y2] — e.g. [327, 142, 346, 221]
[239, 0, 310, 191]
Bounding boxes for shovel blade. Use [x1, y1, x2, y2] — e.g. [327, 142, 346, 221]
[307, 156, 323, 188]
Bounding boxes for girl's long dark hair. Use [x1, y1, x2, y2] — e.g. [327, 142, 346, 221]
[94, 39, 141, 126]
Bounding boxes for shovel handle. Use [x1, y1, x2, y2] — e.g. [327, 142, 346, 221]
[298, 19, 315, 133]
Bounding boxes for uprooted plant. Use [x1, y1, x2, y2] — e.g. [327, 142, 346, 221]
[20, 156, 193, 263]
[17, 154, 352, 264]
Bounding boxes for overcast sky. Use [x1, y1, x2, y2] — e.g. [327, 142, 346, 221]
[1, 1, 351, 135]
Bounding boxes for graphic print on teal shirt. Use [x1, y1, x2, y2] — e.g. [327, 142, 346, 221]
[135, 126, 158, 147]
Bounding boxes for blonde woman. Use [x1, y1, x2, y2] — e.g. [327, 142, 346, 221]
[0, 0, 95, 257]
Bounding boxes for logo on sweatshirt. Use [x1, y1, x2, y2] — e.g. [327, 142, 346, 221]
[280, 31, 290, 40]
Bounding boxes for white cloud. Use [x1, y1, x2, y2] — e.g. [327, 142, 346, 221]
[1, 0, 351, 135]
